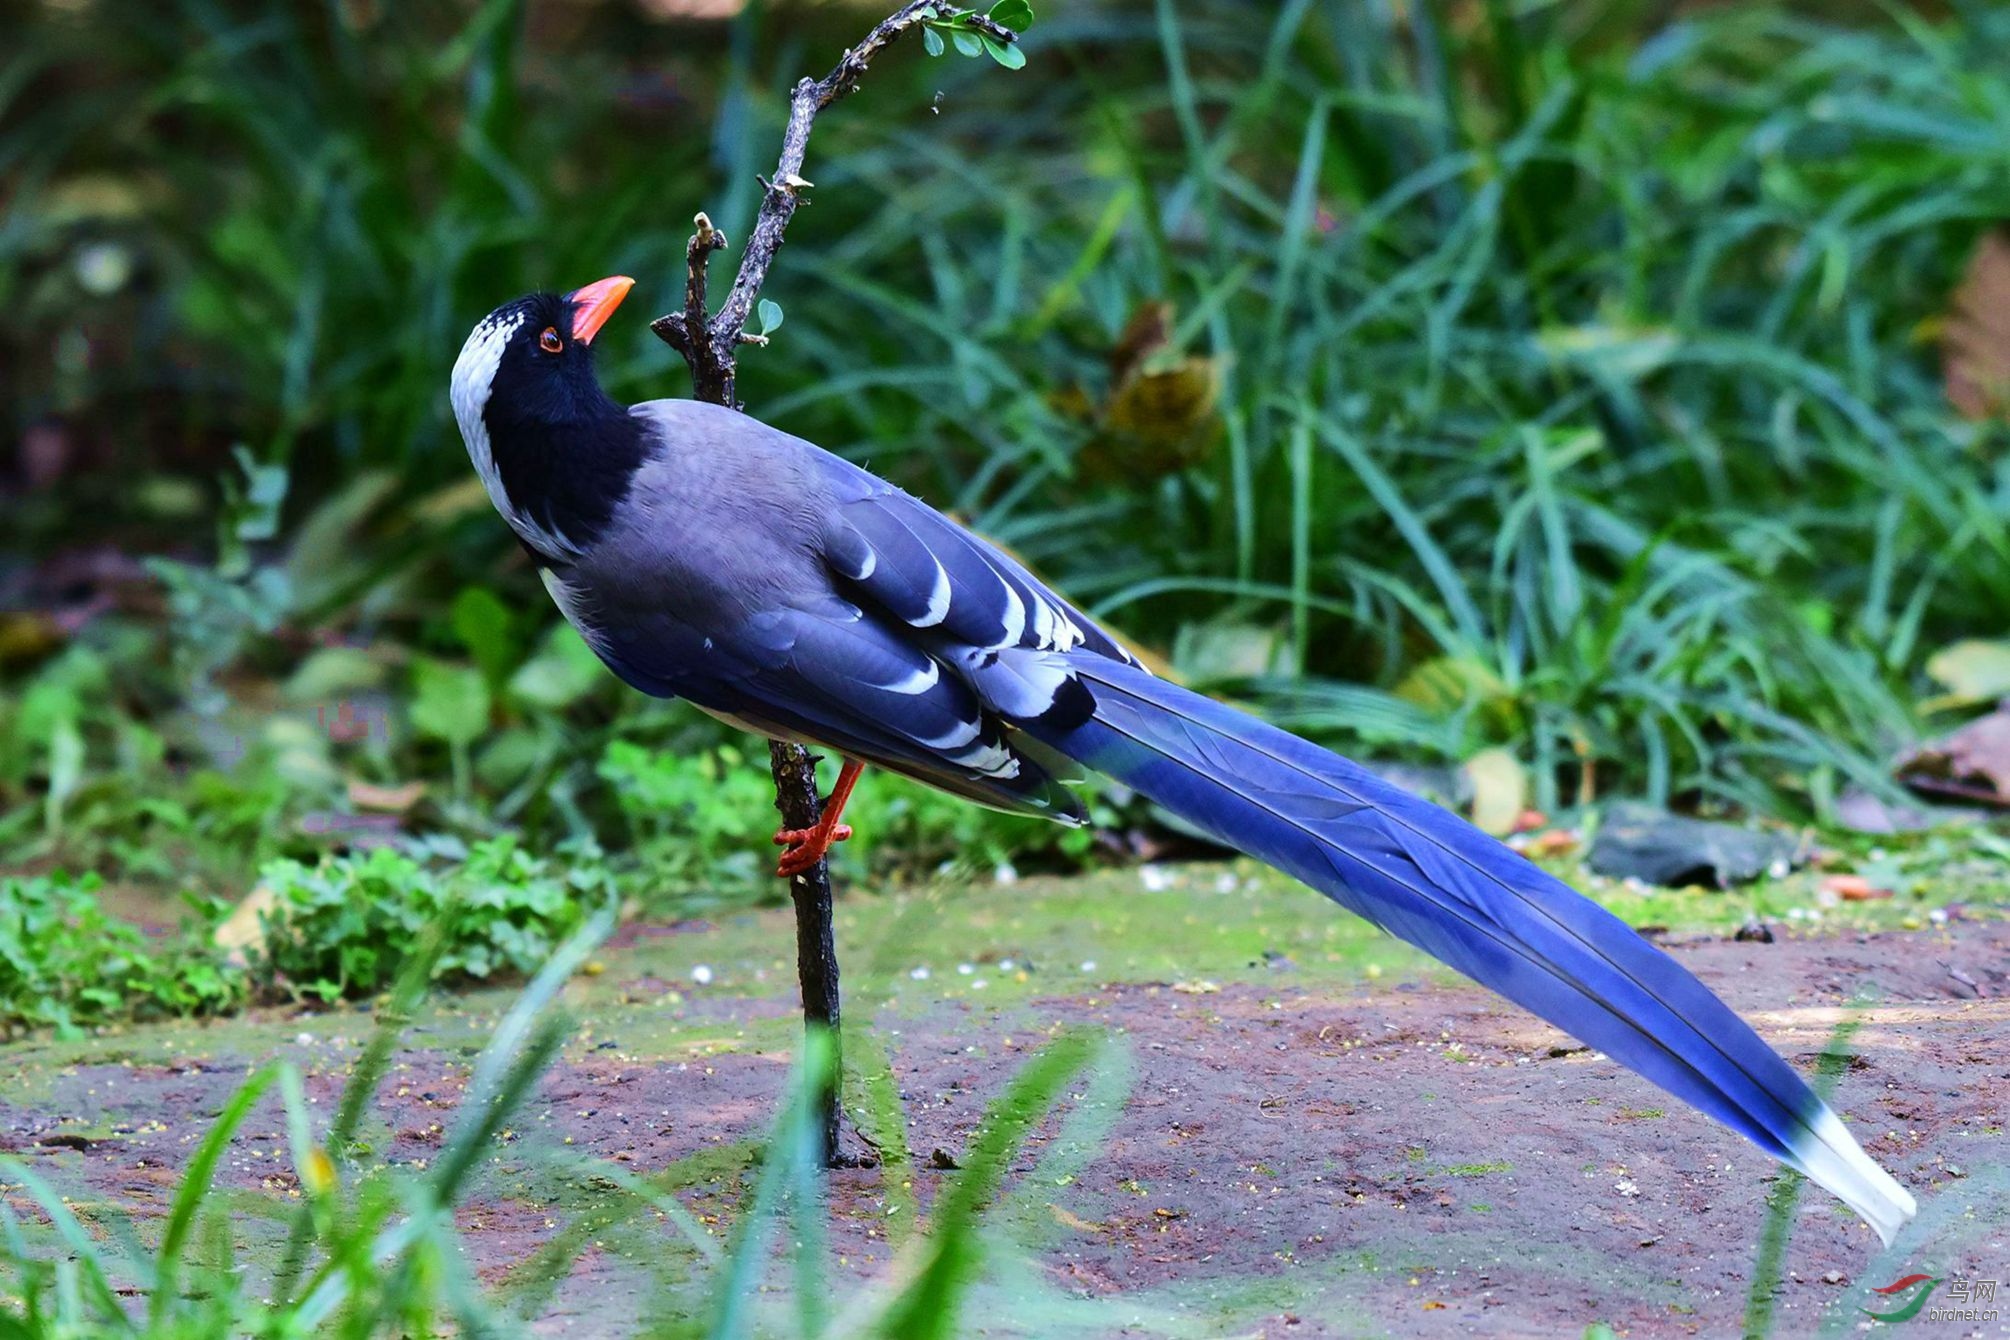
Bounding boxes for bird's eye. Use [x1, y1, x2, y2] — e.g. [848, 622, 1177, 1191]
[538, 327, 563, 354]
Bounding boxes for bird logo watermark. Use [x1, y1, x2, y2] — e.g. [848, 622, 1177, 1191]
[1862, 1275, 1941, 1324]
[1861, 1273, 2000, 1326]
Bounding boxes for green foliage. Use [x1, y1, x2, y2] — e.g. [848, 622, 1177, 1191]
[877, 1029, 1099, 1336]
[5, 0, 2009, 922]
[410, 658, 491, 748]
[923, 3, 1033, 68]
[599, 738, 1115, 894]
[449, 586, 521, 692]
[916, 0, 2009, 818]
[250, 837, 603, 1002]
[0, 872, 242, 1035]
[599, 740, 778, 892]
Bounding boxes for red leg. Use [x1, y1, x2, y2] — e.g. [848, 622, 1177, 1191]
[774, 759, 864, 878]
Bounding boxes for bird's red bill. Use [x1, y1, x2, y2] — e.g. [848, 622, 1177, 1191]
[569, 275, 635, 345]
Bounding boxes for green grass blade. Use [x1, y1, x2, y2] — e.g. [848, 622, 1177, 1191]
[150, 1062, 280, 1326]
[0, 1160, 133, 1331]
[704, 1029, 834, 1340]
[871, 1030, 1101, 1339]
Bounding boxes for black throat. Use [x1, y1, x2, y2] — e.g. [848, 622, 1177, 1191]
[482, 378, 647, 563]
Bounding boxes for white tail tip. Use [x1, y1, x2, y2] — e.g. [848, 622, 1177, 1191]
[1792, 1105, 1917, 1247]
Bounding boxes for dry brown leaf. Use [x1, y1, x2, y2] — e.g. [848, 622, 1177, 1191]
[1074, 300, 1224, 480]
[1049, 1204, 1107, 1234]
[1095, 357, 1223, 476]
[1943, 228, 2010, 419]
[1898, 702, 2010, 808]
[1108, 300, 1174, 386]
[214, 883, 280, 964]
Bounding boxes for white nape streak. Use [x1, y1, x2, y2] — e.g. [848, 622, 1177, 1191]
[449, 309, 582, 560]
[538, 568, 604, 656]
[449, 311, 521, 520]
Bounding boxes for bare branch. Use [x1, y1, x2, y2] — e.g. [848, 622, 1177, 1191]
[650, 0, 1021, 407]
[658, 212, 732, 397]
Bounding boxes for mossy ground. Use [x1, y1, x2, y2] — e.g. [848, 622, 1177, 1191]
[2, 852, 2006, 1335]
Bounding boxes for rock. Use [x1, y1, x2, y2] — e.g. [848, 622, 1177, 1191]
[1586, 803, 1807, 889]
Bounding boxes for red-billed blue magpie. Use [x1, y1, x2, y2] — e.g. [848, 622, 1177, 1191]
[451, 276, 1916, 1245]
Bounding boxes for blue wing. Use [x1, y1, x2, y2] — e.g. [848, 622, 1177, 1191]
[545, 400, 1915, 1244]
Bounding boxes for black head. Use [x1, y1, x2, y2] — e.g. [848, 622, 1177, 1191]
[450, 276, 645, 562]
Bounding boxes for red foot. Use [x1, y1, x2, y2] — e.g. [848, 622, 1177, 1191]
[773, 821, 854, 877]
[772, 759, 865, 879]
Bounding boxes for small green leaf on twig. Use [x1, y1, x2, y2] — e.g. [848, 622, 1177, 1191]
[951, 29, 984, 57]
[989, 0, 1035, 33]
[922, 25, 945, 57]
[757, 299, 785, 337]
[981, 34, 1026, 69]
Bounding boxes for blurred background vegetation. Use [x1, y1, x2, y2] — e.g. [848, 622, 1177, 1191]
[3, 0, 2008, 1015]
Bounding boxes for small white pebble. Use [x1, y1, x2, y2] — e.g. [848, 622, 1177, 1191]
[1929, 908, 1948, 924]
[690, 965, 714, 985]
[1214, 873, 1238, 894]
[994, 863, 1018, 884]
[1141, 865, 1174, 892]
[957, 963, 975, 975]
[1615, 1177, 1640, 1198]
[998, 959, 1015, 972]
[972, 979, 988, 991]
[1079, 960, 1097, 973]
[295, 1033, 313, 1046]
[909, 966, 930, 981]
[75, 242, 133, 295]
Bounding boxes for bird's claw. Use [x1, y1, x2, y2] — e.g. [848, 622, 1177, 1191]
[772, 823, 854, 847]
[773, 823, 853, 877]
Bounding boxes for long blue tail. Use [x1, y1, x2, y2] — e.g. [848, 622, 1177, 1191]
[1028, 658, 1915, 1244]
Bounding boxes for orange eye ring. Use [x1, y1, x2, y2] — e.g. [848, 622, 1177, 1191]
[538, 327, 563, 354]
